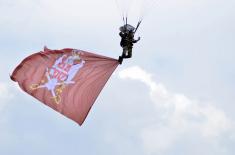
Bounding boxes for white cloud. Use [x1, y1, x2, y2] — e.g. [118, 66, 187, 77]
[0, 82, 13, 112]
[119, 66, 234, 154]
[0, 82, 14, 146]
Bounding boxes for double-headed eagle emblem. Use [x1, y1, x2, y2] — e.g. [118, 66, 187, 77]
[31, 50, 85, 104]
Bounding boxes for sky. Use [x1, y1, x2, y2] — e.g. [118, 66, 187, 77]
[0, 0, 235, 154]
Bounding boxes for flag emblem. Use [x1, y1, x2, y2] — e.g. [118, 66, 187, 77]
[30, 50, 85, 104]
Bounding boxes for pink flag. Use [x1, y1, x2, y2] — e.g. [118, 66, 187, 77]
[11, 48, 119, 125]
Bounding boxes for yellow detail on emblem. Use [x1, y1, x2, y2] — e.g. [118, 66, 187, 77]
[53, 83, 65, 104]
[30, 84, 39, 90]
[52, 95, 61, 104]
[30, 82, 65, 104]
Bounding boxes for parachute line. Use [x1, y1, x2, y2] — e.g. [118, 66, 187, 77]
[134, 20, 142, 34]
[115, 0, 160, 24]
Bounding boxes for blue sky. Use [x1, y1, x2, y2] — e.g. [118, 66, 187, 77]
[0, 0, 235, 154]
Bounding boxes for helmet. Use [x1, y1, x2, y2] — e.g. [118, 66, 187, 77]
[119, 24, 135, 32]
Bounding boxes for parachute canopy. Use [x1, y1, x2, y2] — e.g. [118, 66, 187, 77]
[115, 0, 158, 23]
[11, 47, 119, 125]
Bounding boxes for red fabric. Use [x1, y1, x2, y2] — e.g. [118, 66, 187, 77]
[11, 48, 119, 125]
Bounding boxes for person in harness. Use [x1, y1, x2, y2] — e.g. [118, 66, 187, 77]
[118, 24, 141, 64]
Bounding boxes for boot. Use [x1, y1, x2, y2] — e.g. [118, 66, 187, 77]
[118, 56, 123, 64]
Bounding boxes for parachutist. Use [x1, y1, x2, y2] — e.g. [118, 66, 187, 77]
[118, 24, 140, 64]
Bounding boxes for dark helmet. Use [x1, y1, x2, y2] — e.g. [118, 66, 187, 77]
[119, 24, 135, 32]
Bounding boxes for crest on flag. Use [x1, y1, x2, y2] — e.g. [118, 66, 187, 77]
[30, 50, 85, 104]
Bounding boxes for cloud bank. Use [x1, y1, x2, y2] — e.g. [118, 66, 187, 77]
[119, 66, 234, 154]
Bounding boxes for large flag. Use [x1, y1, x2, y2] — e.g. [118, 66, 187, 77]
[11, 47, 119, 125]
